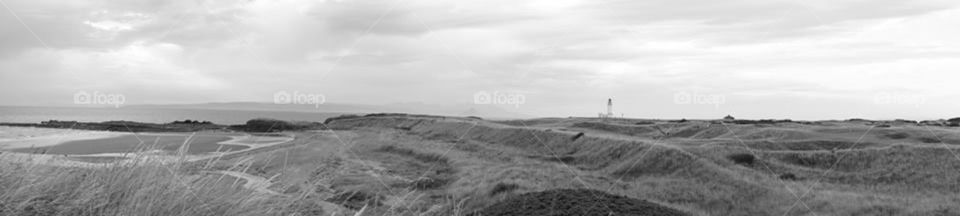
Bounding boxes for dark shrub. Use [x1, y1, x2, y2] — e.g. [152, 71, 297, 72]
[323, 114, 361, 124]
[467, 116, 483, 120]
[283, 199, 326, 216]
[571, 132, 585, 141]
[489, 183, 520, 196]
[779, 173, 798, 181]
[727, 153, 756, 165]
[918, 137, 941, 143]
[884, 132, 909, 139]
[326, 191, 383, 210]
[410, 177, 450, 190]
[377, 145, 449, 164]
[235, 118, 314, 132]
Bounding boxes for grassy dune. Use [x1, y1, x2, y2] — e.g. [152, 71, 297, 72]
[322, 115, 960, 215]
[3, 115, 960, 215]
[0, 160, 280, 215]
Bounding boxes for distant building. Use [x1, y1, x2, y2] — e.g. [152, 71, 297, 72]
[723, 115, 735, 120]
[599, 98, 615, 120]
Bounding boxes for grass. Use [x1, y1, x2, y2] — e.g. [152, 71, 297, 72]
[488, 183, 519, 196]
[376, 145, 450, 165]
[329, 116, 960, 215]
[726, 153, 756, 165]
[0, 133, 360, 216]
[0, 159, 280, 215]
[6, 116, 960, 216]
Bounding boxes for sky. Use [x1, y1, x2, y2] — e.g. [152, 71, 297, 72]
[1, 0, 959, 120]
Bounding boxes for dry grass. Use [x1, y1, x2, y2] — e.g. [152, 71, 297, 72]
[6, 115, 960, 216]
[0, 159, 286, 216]
[326, 116, 960, 215]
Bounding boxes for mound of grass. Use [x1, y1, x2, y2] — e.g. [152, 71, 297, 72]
[571, 132, 585, 141]
[471, 189, 688, 216]
[779, 173, 799, 181]
[233, 118, 317, 132]
[326, 190, 383, 210]
[377, 145, 449, 164]
[410, 177, 452, 190]
[0, 161, 286, 216]
[918, 137, 941, 143]
[571, 122, 658, 137]
[322, 114, 362, 124]
[489, 183, 520, 196]
[727, 153, 756, 165]
[884, 132, 910, 139]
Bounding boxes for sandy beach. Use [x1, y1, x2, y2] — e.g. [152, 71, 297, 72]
[0, 126, 126, 150]
[0, 126, 295, 167]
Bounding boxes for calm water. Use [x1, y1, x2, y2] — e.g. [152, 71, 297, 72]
[0, 106, 344, 125]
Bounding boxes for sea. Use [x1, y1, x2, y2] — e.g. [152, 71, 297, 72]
[0, 106, 347, 125]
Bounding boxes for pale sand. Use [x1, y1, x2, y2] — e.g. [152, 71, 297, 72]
[0, 152, 110, 168]
[0, 129, 296, 167]
[0, 126, 126, 150]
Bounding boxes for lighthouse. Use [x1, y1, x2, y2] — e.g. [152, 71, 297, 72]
[599, 98, 615, 120]
[607, 98, 613, 118]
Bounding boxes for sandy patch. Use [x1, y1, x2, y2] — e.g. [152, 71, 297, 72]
[0, 126, 126, 150]
[0, 152, 111, 168]
[0, 131, 296, 167]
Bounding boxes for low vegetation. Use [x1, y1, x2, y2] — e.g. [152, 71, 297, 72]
[377, 145, 449, 164]
[727, 153, 756, 165]
[0, 159, 285, 215]
[488, 183, 520, 196]
[231, 118, 318, 132]
[5, 115, 960, 215]
[471, 189, 688, 216]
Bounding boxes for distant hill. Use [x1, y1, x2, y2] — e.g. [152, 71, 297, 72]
[125, 102, 532, 119]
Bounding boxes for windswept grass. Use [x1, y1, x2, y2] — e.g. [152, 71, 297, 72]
[0, 153, 341, 216]
[0, 163, 270, 215]
[376, 145, 450, 165]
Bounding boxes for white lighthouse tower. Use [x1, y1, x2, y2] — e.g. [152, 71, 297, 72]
[607, 98, 613, 118]
[599, 98, 614, 120]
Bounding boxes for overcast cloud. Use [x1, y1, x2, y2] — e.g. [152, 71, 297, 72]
[1, 0, 959, 120]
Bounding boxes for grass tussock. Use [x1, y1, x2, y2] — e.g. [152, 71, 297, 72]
[377, 145, 449, 165]
[488, 183, 519, 196]
[0, 161, 285, 216]
[727, 153, 755, 165]
[325, 190, 382, 210]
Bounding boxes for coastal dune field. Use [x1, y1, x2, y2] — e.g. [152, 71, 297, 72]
[2, 115, 960, 215]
